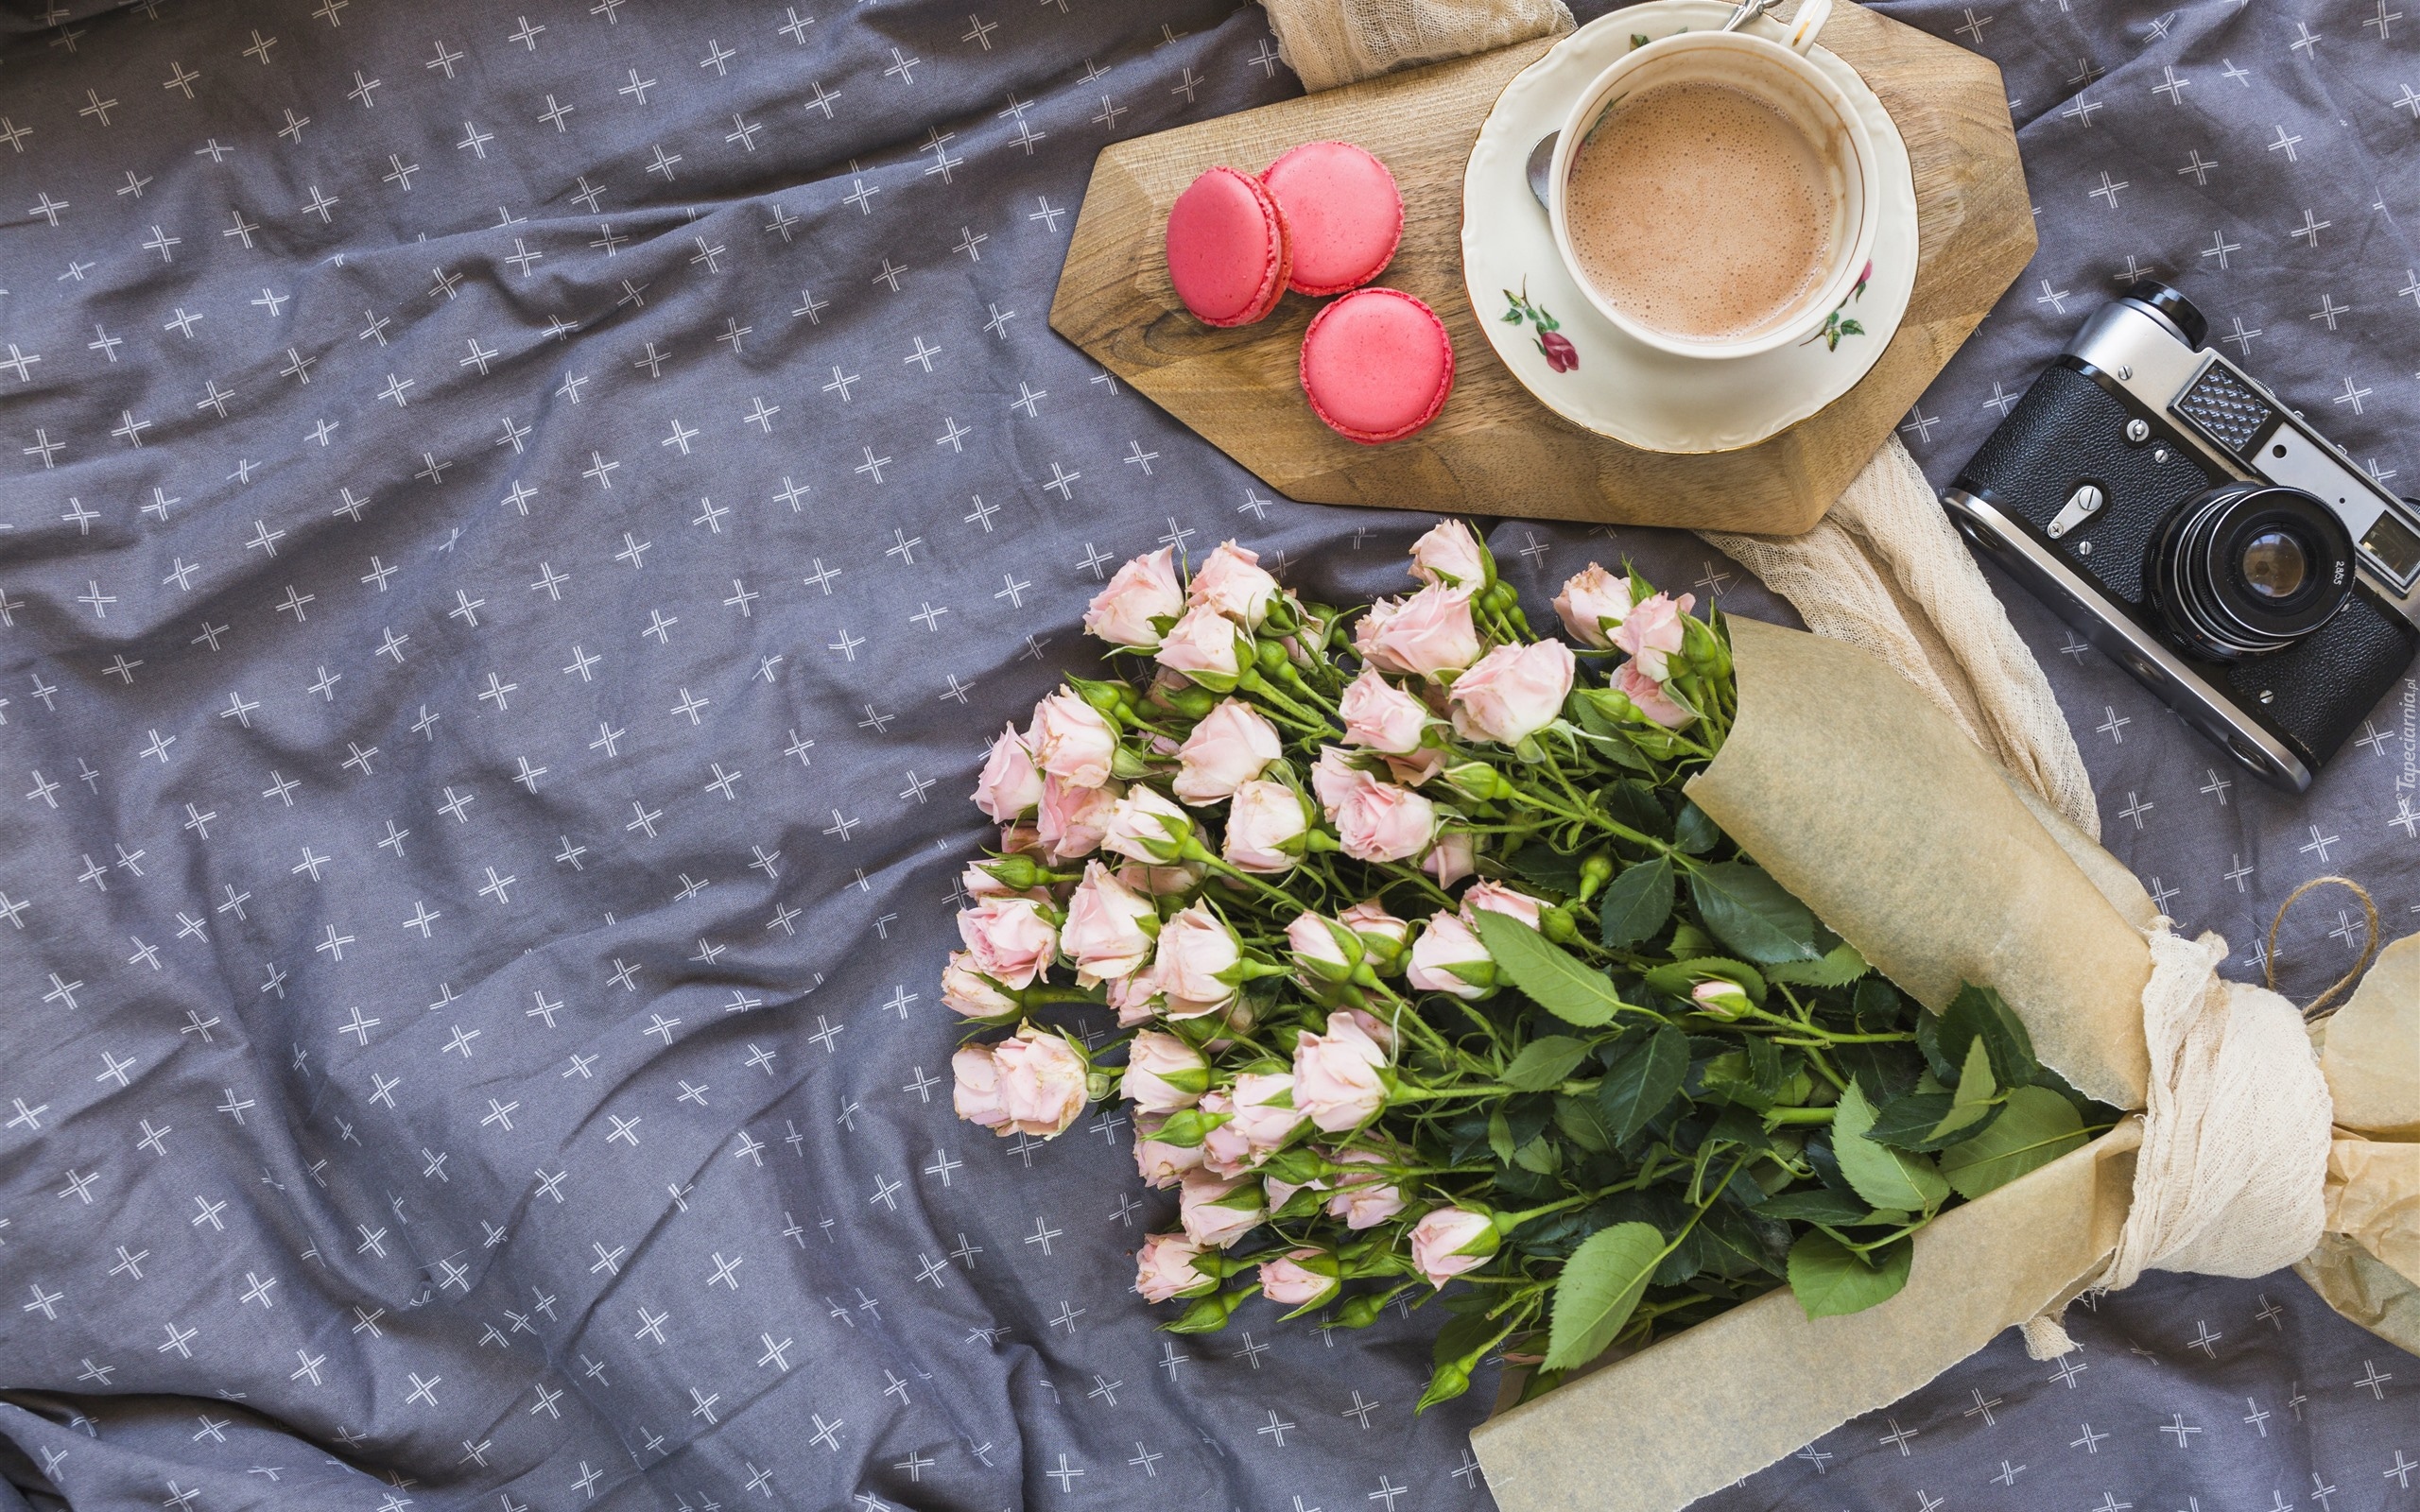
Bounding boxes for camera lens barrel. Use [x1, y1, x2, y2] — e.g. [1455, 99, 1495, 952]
[2148, 483, 2354, 661]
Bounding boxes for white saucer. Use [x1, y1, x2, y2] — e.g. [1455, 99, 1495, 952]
[1461, 1, 1918, 455]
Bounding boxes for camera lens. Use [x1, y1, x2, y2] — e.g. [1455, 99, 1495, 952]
[2148, 483, 2352, 660]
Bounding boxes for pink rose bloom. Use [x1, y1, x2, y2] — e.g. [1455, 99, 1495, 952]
[1084, 546, 1184, 648]
[1339, 668, 1429, 755]
[1408, 911, 1492, 1000]
[1060, 861, 1157, 985]
[1223, 780, 1308, 873]
[1423, 829, 1478, 888]
[1323, 1147, 1408, 1229]
[953, 1043, 1011, 1132]
[1616, 661, 1695, 730]
[1187, 541, 1281, 628]
[1197, 1089, 1253, 1177]
[999, 822, 1046, 857]
[1291, 1011, 1390, 1133]
[1408, 520, 1489, 589]
[1230, 1071, 1307, 1155]
[1122, 1028, 1208, 1113]
[959, 861, 1021, 900]
[1461, 880, 1546, 930]
[1154, 605, 1244, 683]
[1354, 583, 1483, 679]
[1037, 776, 1121, 863]
[1409, 1208, 1500, 1288]
[1333, 1005, 1398, 1055]
[1108, 966, 1166, 1027]
[1286, 909, 1356, 976]
[1552, 563, 1634, 649]
[991, 1023, 1091, 1137]
[1102, 785, 1194, 865]
[1179, 1170, 1267, 1248]
[1266, 1173, 1310, 1211]
[942, 952, 1018, 1019]
[1134, 1231, 1212, 1303]
[957, 897, 1057, 990]
[973, 725, 1046, 821]
[1610, 591, 1694, 681]
[1027, 688, 1118, 789]
[1339, 901, 1410, 971]
[1115, 860, 1205, 898]
[1171, 699, 1281, 803]
[1258, 1248, 1339, 1308]
[1152, 903, 1241, 1017]
[1310, 748, 1437, 864]
[1448, 640, 1575, 746]
[1133, 1113, 1205, 1188]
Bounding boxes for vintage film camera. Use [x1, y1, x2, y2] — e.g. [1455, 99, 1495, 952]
[1943, 281, 2420, 791]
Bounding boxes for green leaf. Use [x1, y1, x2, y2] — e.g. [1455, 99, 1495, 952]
[1486, 1108, 1514, 1166]
[1829, 1082, 1949, 1211]
[1940, 1086, 2088, 1199]
[1597, 1026, 1688, 1143]
[1672, 801, 1720, 854]
[1751, 1187, 1873, 1225]
[1597, 855, 1674, 948]
[1502, 1035, 1594, 1091]
[1553, 1093, 1613, 1152]
[1787, 1229, 1913, 1318]
[1543, 1222, 1665, 1370]
[1763, 941, 1870, 987]
[1642, 954, 1767, 1005]
[1507, 843, 1589, 897]
[1938, 983, 2039, 1091]
[1512, 1134, 1561, 1174]
[1598, 780, 1671, 841]
[1686, 862, 1820, 964]
[1862, 1091, 1999, 1152]
[1471, 910, 1628, 1027]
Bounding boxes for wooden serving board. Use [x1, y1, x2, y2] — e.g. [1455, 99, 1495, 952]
[1047, 2, 2033, 535]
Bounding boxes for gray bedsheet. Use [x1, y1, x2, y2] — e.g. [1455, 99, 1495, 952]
[0, 0, 2413, 1509]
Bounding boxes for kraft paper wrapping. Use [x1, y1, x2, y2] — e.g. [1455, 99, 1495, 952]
[1470, 621, 2420, 1512]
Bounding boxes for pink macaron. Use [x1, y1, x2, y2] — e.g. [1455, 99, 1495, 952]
[1165, 165, 1293, 328]
[1259, 141, 1403, 297]
[1298, 287, 1454, 445]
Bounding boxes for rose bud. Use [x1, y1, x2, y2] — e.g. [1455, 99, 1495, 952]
[1154, 605, 1247, 692]
[1122, 1029, 1210, 1113]
[1310, 748, 1438, 864]
[1060, 861, 1158, 985]
[1179, 1170, 1269, 1249]
[1171, 699, 1282, 803]
[1552, 563, 1635, 650]
[1339, 668, 1430, 756]
[1610, 591, 1695, 681]
[953, 1042, 1012, 1133]
[1409, 1208, 1501, 1288]
[1084, 546, 1184, 648]
[1102, 785, 1195, 865]
[985, 1023, 1092, 1138]
[1026, 688, 1119, 789]
[1231, 1071, 1308, 1157]
[1408, 520, 1493, 590]
[973, 725, 1046, 821]
[1107, 965, 1167, 1027]
[1690, 978, 1754, 1021]
[1258, 1247, 1342, 1309]
[959, 860, 1024, 900]
[1115, 859, 1206, 898]
[1407, 911, 1493, 1000]
[1448, 639, 1576, 747]
[1338, 901, 1410, 974]
[941, 952, 1020, 1020]
[1614, 662, 1696, 730]
[1285, 909, 1364, 984]
[1187, 541, 1282, 629]
[1291, 1011, 1390, 1133]
[1423, 829, 1478, 889]
[1333, 1006, 1398, 1056]
[1461, 881, 1547, 931]
[998, 822, 1047, 858]
[1133, 1112, 1206, 1188]
[1323, 1147, 1408, 1229]
[1198, 1090, 1253, 1177]
[1151, 903, 1242, 1018]
[1224, 780, 1312, 874]
[1353, 582, 1484, 679]
[957, 897, 1058, 990]
[1135, 1231, 1217, 1303]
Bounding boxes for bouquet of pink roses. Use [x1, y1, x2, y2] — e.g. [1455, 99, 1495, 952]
[944, 524, 2101, 1408]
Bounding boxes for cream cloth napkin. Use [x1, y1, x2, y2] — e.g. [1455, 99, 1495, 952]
[1257, 0, 2100, 837]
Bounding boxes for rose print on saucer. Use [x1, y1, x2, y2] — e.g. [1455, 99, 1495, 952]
[1801, 258, 1874, 352]
[1502, 281, 1579, 372]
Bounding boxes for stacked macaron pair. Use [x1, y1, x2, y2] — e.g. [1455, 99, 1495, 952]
[1164, 142, 1454, 446]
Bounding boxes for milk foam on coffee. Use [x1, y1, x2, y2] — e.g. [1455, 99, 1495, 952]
[1565, 79, 1836, 343]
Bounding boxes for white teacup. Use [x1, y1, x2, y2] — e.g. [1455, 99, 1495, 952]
[1546, 1, 1878, 360]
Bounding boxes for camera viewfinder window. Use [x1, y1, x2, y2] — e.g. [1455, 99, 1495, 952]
[2360, 510, 2420, 584]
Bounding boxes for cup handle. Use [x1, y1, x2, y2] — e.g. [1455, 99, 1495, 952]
[1781, 0, 1833, 53]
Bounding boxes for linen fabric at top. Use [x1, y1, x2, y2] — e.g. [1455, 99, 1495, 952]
[3, 4, 2420, 1512]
